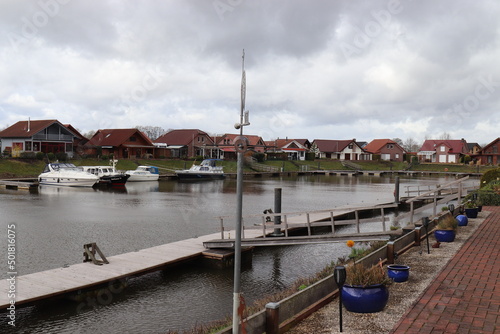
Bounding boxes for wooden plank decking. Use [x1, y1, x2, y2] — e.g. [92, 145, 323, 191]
[0, 228, 264, 310]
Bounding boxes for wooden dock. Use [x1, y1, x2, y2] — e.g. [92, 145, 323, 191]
[0, 229, 264, 310]
[0, 178, 38, 191]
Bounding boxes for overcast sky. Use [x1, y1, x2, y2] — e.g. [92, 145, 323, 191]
[1, 0, 499, 145]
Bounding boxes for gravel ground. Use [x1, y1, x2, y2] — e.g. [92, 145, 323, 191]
[287, 211, 487, 334]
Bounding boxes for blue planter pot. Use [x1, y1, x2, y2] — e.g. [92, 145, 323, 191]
[434, 229, 455, 242]
[387, 265, 410, 282]
[465, 208, 478, 218]
[456, 214, 468, 226]
[341, 284, 389, 313]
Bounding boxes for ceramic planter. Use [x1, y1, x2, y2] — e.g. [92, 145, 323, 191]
[434, 229, 455, 242]
[387, 265, 410, 282]
[456, 214, 468, 226]
[341, 284, 389, 313]
[464, 207, 478, 218]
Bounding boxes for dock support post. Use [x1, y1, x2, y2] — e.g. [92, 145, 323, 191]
[414, 226, 422, 246]
[355, 210, 360, 234]
[394, 176, 400, 203]
[265, 302, 280, 334]
[387, 241, 395, 264]
[271, 188, 284, 237]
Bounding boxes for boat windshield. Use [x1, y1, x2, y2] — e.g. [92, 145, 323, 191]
[50, 163, 78, 171]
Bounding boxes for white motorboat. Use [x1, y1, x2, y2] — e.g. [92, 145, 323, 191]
[79, 160, 130, 187]
[38, 163, 99, 187]
[125, 166, 160, 182]
[175, 159, 225, 180]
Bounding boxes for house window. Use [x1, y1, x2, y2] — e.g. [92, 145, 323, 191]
[33, 142, 40, 151]
[66, 143, 72, 152]
[25, 141, 32, 151]
[348, 144, 353, 149]
[387, 144, 394, 149]
[440, 146, 446, 152]
[129, 136, 136, 142]
[494, 146, 498, 154]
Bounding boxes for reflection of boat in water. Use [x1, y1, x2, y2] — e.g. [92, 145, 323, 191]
[79, 160, 129, 187]
[125, 166, 160, 182]
[175, 159, 225, 180]
[38, 163, 99, 187]
[125, 181, 159, 193]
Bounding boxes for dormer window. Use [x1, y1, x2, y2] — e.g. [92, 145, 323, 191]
[440, 146, 446, 152]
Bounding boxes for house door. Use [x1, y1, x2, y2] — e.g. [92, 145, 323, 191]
[345, 153, 351, 160]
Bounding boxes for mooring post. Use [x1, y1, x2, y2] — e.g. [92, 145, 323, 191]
[272, 188, 284, 236]
[394, 176, 400, 203]
[387, 241, 395, 264]
[265, 302, 280, 334]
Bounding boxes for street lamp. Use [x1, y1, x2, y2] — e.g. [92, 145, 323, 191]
[334, 266, 347, 332]
[232, 49, 250, 334]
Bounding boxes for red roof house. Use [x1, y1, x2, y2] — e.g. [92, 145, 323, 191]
[0, 119, 82, 158]
[311, 139, 370, 160]
[475, 138, 500, 165]
[217, 133, 267, 159]
[417, 139, 469, 163]
[86, 128, 155, 159]
[364, 139, 406, 162]
[154, 129, 216, 158]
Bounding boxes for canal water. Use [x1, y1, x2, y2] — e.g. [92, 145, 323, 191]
[0, 174, 476, 333]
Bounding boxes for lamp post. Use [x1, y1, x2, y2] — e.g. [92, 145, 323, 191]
[232, 49, 250, 334]
[334, 265, 347, 332]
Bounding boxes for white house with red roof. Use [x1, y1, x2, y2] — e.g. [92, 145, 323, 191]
[266, 138, 309, 160]
[311, 139, 370, 160]
[417, 139, 469, 163]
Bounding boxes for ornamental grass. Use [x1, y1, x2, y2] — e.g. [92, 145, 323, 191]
[344, 262, 391, 287]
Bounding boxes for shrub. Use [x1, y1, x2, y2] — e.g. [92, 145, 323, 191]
[36, 152, 45, 160]
[253, 152, 265, 162]
[55, 152, 68, 161]
[437, 214, 458, 230]
[47, 152, 55, 161]
[480, 167, 500, 188]
[19, 152, 36, 159]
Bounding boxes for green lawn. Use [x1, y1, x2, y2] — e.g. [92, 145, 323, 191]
[0, 157, 495, 178]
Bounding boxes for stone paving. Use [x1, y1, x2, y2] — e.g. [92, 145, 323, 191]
[390, 206, 500, 334]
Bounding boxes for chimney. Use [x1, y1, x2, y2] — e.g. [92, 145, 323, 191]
[27, 117, 30, 132]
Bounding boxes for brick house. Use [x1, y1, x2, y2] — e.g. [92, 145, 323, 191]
[86, 128, 155, 159]
[417, 139, 469, 163]
[153, 129, 217, 158]
[217, 133, 267, 160]
[364, 139, 406, 162]
[0, 119, 83, 158]
[475, 138, 500, 165]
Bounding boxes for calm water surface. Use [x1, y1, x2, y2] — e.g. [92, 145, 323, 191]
[0, 174, 475, 333]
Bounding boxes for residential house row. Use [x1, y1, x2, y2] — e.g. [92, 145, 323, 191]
[0, 119, 498, 165]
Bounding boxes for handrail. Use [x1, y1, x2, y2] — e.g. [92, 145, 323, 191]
[406, 176, 469, 203]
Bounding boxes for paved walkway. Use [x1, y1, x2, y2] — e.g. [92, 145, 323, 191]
[391, 206, 500, 334]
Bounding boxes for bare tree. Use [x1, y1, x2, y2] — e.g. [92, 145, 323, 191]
[136, 125, 166, 141]
[392, 138, 404, 147]
[439, 132, 451, 140]
[403, 137, 421, 152]
[83, 130, 96, 140]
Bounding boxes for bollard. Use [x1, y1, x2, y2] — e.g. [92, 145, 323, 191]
[271, 188, 284, 237]
[394, 176, 400, 203]
[386, 241, 395, 264]
[265, 302, 280, 334]
[334, 266, 347, 332]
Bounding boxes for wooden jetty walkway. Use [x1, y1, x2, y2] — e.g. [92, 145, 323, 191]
[0, 229, 264, 310]
[0, 178, 38, 191]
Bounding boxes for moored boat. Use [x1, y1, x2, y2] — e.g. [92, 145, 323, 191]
[125, 166, 160, 182]
[79, 162, 130, 187]
[175, 159, 225, 180]
[38, 163, 99, 187]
